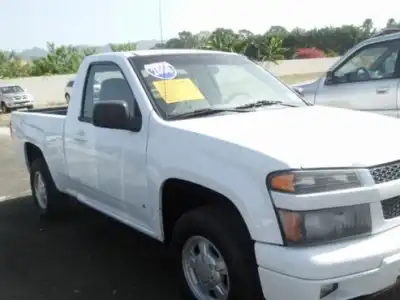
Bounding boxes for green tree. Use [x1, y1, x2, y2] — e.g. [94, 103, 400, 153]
[256, 35, 287, 63]
[29, 43, 83, 76]
[109, 42, 137, 51]
[204, 28, 239, 52]
[0, 19, 394, 78]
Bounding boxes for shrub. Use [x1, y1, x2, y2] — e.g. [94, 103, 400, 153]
[294, 48, 327, 59]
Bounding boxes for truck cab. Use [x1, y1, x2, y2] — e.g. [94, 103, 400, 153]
[10, 49, 400, 300]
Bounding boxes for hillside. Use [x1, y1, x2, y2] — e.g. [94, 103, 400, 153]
[9, 39, 160, 60]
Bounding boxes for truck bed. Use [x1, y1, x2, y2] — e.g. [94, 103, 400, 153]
[27, 105, 68, 115]
[11, 107, 68, 190]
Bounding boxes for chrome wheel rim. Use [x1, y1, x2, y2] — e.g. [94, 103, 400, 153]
[182, 236, 230, 300]
[34, 171, 47, 210]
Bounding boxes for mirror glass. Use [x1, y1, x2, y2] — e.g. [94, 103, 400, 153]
[292, 86, 304, 97]
[93, 101, 129, 130]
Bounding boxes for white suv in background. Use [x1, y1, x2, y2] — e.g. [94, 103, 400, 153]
[64, 79, 74, 103]
[0, 84, 34, 113]
[64, 78, 101, 104]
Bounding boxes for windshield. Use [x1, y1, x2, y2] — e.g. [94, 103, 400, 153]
[1, 86, 24, 94]
[129, 53, 306, 118]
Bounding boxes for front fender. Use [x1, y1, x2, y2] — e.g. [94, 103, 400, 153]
[147, 144, 283, 245]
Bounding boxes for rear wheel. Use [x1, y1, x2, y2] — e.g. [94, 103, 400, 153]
[30, 158, 70, 218]
[171, 205, 264, 300]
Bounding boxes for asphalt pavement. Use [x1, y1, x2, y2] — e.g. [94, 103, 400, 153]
[0, 131, 181, 300]
[0, 129, 399, 300]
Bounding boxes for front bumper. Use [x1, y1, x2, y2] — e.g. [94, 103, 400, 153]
[256, 223, 400, 299]
[257, 263, 400, 300]
[257, 164, 400, 299]
[5, 101, 33, 109]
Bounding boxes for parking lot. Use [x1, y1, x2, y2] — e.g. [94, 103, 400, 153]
[0, 132, 181, 300]
[1, 130, 400, 300]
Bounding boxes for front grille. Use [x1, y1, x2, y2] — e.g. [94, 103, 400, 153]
[14, 96, 21, 100]
[369, 161, 400, 184]
[381, 196, 400, 219]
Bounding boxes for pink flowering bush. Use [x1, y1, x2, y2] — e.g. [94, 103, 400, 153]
[295, 48, 327, 59]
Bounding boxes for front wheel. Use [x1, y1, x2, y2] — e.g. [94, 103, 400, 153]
[171, 205, 264, 300]
[65, 93, 70, 103]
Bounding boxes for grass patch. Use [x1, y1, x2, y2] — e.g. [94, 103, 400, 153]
[0, 113, 11, 126]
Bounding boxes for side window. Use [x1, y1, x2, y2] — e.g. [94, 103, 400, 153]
[81, 63, 137, 120]
[333, 40, 400, 84]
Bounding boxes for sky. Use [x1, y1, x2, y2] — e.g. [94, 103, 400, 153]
[1, 0, 396, 51]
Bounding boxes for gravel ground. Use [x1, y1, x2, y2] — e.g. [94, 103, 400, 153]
[0, 131, 400, 300]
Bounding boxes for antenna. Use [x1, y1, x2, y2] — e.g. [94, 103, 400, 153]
[158, 0, 168, 111]
[158, 0, 164, 46]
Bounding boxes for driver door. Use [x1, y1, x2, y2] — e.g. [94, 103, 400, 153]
[314, 38, 400, 118]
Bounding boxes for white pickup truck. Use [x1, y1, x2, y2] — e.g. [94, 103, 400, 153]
[10, 49, 400, 300]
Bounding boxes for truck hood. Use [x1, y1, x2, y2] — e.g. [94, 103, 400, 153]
[171, 106, 400, 169]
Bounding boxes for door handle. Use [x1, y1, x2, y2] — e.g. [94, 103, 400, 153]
[376, 87, 389, 94]
[74, 130, 87, 143]
[73, 137, 87, 143]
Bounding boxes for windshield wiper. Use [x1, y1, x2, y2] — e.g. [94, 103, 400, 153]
[168, 108, 250, 120]
[234, 100, 298, 110]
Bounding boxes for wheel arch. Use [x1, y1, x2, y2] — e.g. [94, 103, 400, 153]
[160, 178, 252, 245]
[24, 142, 45, 172]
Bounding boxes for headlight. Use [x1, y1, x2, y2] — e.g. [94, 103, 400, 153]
[277, 204, 372, 245]
[267, 169, 362, 194]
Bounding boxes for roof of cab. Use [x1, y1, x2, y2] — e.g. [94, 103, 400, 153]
[359, 31, 400, 47]
[90, 48, 239, 58]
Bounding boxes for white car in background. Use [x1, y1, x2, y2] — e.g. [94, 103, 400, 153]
[64, 78, 101, 104]
[0, 84, 34, 113]
[64, 79, 74, 103]
[294, 28, 400, 118]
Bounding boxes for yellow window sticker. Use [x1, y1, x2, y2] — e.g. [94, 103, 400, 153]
[152, 78, 205, 104]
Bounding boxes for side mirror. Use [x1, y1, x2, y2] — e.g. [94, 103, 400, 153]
[325, 71, 336, 85]
[93, 100, 132, 130]
[292, 86, 304, 97]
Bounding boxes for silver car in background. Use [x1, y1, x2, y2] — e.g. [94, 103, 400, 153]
[0, 84, 34, 113]
[295, 28, 400, 118]
[64, 78, 101, 104]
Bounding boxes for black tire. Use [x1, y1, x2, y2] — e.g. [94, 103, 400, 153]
[1, 102, 10, 114]
[30, 157, 70, 218]
[171, 205, 264, 300]
[65, 93, 70, 103]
